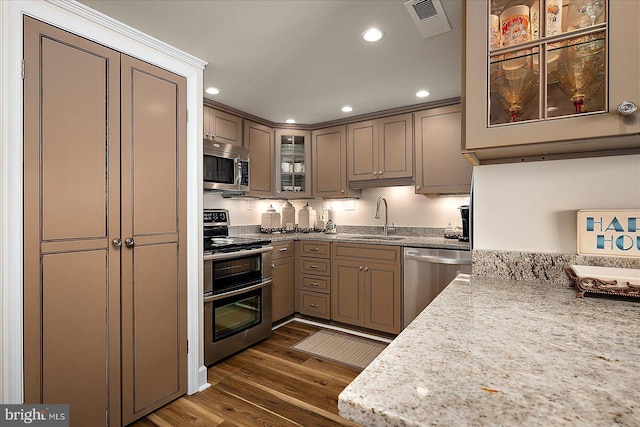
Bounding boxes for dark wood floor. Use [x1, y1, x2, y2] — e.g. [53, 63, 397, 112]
[130, 321, 361, 427]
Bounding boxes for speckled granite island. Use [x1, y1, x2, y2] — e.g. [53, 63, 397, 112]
[338, 274, 640, 426]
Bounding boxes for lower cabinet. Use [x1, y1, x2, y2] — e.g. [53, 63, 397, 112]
[271, 241, 295, 323]
[331, 243, 401, 334]
[298, 241, 332, 319]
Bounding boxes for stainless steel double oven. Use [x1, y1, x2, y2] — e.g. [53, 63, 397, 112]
[203, 209, 273, 366]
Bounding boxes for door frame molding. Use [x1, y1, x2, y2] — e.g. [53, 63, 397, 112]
[1, 0, 209, 403]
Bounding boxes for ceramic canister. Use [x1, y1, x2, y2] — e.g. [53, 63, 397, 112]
[261, 204, 281, 229]
[500, 5, 530, 48]
[281, 200, 295, 230]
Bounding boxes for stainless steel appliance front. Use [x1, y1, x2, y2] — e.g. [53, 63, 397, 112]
[203, 245, 273, 365]
[403, 247, 471, 328]
[203, 140, 249, 192]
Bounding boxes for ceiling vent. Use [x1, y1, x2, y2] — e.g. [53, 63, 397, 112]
[404, 0, 451, 39]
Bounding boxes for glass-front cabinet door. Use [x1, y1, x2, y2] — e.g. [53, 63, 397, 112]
[275, 129, 311, 198]
[464, 0, 640, 160]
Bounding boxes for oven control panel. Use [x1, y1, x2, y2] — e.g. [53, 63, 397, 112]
[204, 209, 229, 225]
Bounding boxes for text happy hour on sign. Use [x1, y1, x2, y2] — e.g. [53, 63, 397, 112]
[577, 210, 640, 258]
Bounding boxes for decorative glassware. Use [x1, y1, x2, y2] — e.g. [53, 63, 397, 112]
[568, 0, 605, 29]
[555, 33, 605, 114]
[492, 67, 538, 122]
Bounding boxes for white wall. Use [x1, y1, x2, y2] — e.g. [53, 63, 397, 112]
[473, 154, 640, 254]
[204, 186, 469, 229]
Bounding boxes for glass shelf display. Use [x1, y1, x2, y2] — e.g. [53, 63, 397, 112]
[279, 135, 307, 193]
[487, 0, 608, 126]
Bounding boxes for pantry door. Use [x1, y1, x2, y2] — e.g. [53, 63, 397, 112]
[120, 54, 188, 425]
[23, 16, 122, 426]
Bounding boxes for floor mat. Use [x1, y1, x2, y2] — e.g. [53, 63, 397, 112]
[290, 329, 387, 370]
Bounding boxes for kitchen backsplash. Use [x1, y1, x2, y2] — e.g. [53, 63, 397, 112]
[473, 249, 640, 285]
[204, 186, 469, 229]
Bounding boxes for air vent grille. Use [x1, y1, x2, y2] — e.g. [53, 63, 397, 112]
[404, 0, 451, 39]
[413, 0, 438, 21]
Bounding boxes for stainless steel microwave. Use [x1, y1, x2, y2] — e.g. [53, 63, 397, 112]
[203, 140, 249, 192]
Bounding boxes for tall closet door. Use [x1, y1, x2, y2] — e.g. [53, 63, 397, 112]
[23, 17, 122, 426]
[120, 55, 188, 425]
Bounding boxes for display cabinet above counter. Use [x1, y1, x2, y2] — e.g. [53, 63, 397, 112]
[463, 0, 640, 164]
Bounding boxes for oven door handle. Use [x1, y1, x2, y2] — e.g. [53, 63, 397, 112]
[204, 279, 273, 303]
[204, 245, 274, 261]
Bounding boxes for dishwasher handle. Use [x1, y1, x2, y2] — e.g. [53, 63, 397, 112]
[404, 252, 471, 265]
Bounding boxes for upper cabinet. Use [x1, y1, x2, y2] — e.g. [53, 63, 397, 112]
[464, 0, 640, 163]
[244, 120, 275, 198]
[311, 125, 360, 198]
[203, 106, 243, 146]
[414, 105, 472, 195]
[347, 113, 414, 187]
[275, 129, 312, 198]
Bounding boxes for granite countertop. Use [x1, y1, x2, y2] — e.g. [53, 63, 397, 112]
[236, 232, 470, 251]
[338, 274, 640, 426]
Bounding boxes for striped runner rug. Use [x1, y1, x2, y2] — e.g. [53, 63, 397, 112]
[291, 329, 387, 370]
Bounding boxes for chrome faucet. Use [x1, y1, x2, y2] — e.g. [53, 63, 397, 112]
[374, 196, 393, 236]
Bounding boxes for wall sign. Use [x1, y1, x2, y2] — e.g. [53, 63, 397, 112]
[577, 209, 640, 258]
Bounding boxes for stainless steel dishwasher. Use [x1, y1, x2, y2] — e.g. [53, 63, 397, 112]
[403, 247, 471, 328]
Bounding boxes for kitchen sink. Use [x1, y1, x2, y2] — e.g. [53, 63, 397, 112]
[347, 235, 405, 241]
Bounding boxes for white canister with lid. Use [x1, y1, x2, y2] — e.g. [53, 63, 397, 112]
[261, 204, 281, 230]
[281, 200, 296, 230]
[298, 203, 316, 230]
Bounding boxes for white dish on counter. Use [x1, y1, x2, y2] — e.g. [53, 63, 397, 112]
[570, 265, 640, 283]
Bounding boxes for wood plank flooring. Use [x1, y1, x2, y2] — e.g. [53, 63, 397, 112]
[130, 321, 362, 427]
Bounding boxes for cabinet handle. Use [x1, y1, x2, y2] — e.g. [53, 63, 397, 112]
[310, 247, 319, 251]
[112, 238, 122, 248]
[309, 282, 319, 287]
[309, 303, 319, 308]
[124, 238, 135, 248]
[310, 265, 320, 269]
[618, 101, 637, 116]
[358, 266, 363, 271]
[279, 248, 288, 252]
[364, 266, 369, 271]
[271, 264, 276, 269]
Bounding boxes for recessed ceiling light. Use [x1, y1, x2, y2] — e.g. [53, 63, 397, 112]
[416, 90, 430, 98]
[362, 28, 383, 42]
[341, 106, 354, 113]
[285, 119, 296, 124]
[205, 87, 220, 95]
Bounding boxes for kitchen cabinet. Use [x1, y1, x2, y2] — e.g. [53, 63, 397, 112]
[23, 18, 187, 426]
[271, 241, 295, 323]
[311, 125, 360, 198]
[331, 243, 401, 334]
[203, 106, 243, 146]
[347, 113, 413, 188]
[275, 129, 312, 198]
[298, 241, 331, 319]
[414, 105, 472, 195]
[244, 120, 275, 197]
[464, 0, 640, 163]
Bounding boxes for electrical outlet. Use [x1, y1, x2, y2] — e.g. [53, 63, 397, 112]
[246, 200, 253, 210]
[344, 199, 355, 211]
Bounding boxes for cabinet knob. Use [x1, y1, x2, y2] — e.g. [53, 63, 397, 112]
[372, 171, 378, 176]
[309, 303, 319, 308]
[340, 189, 345, 193]
[112, 238, 122, 248]
[416, 185, 421, 190]
[358, 266, 363, 271]
[378, 170, 383, 175]
[618, 101, 638, 116]
[364, 266, 369, 271]
[124, 238, 135, 248]
[271, 264, 276, 269]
